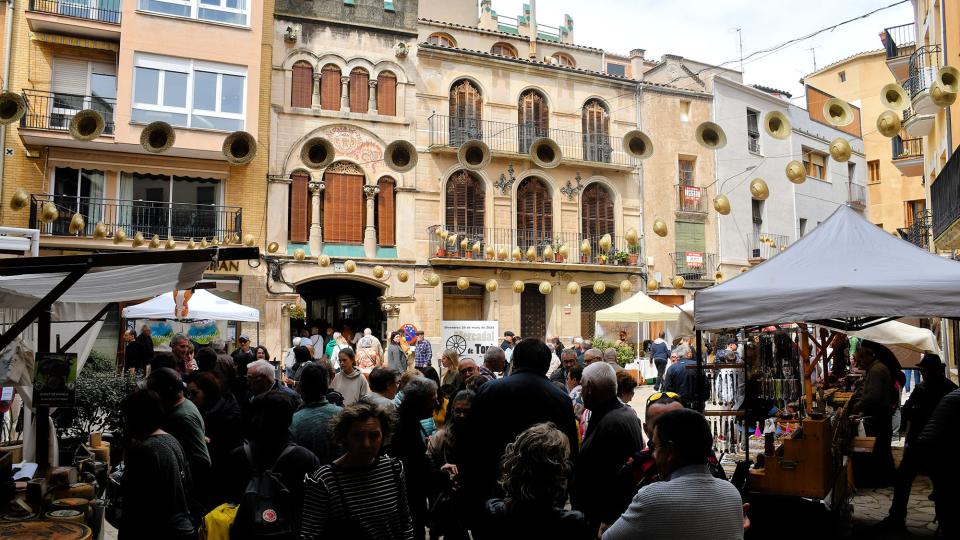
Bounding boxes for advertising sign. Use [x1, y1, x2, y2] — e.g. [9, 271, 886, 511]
[682, 185, 703, 205]
[440, 320, 500, 358]
[33, 352, 78, 407]
[685, 252, 704, 268]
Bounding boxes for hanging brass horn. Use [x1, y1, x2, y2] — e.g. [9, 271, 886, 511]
[457, 139, 491, 171]
[931, 82, 957, 108]
[622, 129, 654, 160]
[140, 121, 176, 153]
[385, 140, 418, 173]
[763, 111, 791, 140]
[822, 98, 854, 127]
[936, 65, 960, 94]
[301, 137, 335, 169]
[69, 109, 105, 141]
[0, 91, 26, 125]
[876, 110, 902, 138]
[880, 83, 910, 111]
[223, 131, 257, 165]
[529, 137, 562, 168]
[695, 122, 727, 150]
[829, 137, 852, 163]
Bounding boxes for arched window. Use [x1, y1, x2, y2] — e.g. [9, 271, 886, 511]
[349, 67, 369, 113]
[582, 182, 615, 241]
[376, 71, 397, 116]
[491, 42, 518, 58]
[291, 61, 313, 108]
[449, 79, 482, 145]
[323, 162, 364, 243]
[288, 172, 310, 243]
[518, 89, 548, 153]
[428, 32, 456, 47]
[320, 64, 341, 110]
[376, 177, 396, 246]
[516, 177, 553, 246]
[582, 99, 611, 163]
[445, 170, 485, 233]
[552, 52, 575, 67]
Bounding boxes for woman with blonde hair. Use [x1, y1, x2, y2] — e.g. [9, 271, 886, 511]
[439, 349, 463, 389]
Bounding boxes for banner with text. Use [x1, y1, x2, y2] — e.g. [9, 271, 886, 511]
[440, 320, 500, 361]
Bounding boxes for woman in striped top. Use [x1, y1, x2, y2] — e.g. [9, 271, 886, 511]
[301, 401, 414, 540]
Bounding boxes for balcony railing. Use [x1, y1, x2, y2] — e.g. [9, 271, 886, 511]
[882, 23, 915, 59]
[932, 146, 960, 240]
[848, 183, 867, 207]
[898, 210, 931, 249]
[906, 45, 941, 98]
[29, 0, 122, 24]
[748, 231, 789, 261]
[29, 194, 242, 241]
[892, 134, 923, 160]
[427, 225, 642, 267]
[427, 114, 637, 167]
[676, 184, 708, 214]
[669, 252, 718, 282]
[20, 90, 116, 136]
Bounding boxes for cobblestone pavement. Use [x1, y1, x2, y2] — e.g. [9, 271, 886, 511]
[850, 445, 939, 539]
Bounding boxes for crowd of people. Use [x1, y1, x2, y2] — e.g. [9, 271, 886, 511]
[113, 326, 748, 540]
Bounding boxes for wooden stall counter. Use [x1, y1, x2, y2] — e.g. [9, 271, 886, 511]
[749, 417, 838, 499]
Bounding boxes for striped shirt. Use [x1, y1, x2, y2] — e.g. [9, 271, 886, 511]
[300, 455, 414, 540]
[603, 464, 743, 540]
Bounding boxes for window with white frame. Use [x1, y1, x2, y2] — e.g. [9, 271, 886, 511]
[138, 0, 249, 27]
[132, 53, 246, 132]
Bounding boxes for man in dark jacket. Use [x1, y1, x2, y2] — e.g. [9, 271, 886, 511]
[573, 362, 644, 532]
[549, 349, 579, 385]
[916, 388, 960, 538]
[462, 338, 579, 536]
[849, 342, 897, 487]
[649, 332, 670, 390]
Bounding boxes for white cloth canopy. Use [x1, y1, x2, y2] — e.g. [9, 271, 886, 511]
[596, 292, 680, 323]
[122, 288, 260, 322]
[695, 205, 960, 329]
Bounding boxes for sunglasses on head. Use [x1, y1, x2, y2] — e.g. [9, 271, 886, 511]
[646, 391, 680, 406]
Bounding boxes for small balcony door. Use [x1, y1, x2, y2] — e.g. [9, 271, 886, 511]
[120, 173, 223, 239]
[51, 57, 117, 133]
[52, 167, 105, 236]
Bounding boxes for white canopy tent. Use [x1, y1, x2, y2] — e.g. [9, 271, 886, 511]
[596, 292, 680, 362]
[122, 288, 260, 322]
[695, 205, 960, 330]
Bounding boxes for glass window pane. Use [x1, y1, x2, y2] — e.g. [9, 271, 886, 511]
[220, 74, 243, 114]
[134, 67, 160, 105]
[199, 0, 220, 5]
[190, 115, 242, 131]
[193, 71, 218, 111]
[162, 71, 188, 108]
[132, 108, 189, 127]
[198, 7, 247, 25]
[139, 0, 191, 17]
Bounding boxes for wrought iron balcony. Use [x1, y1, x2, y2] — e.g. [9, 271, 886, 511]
[906, 45, 941, 98]
[898, 210, 931, 250]
[675, 184, 708, 216]
[848, 183, 867, 208]
[20, 90, 116, 136]
[29, 194, 242, 242]
[29, 0, 121, 24]
[748, 232, 789, 261]
[669, 251, 718, 282]
[427, 225, 642, 267]
[427, 114, 637, 167]
[932, 146, 960, 243]
[882, 23, 915, 60]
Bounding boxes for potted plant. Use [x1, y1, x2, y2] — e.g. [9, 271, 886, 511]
[627, 244, 640, 266]
[553, 237, 564, 263]
[614, 250, 630, 266]
[597, 254, 608, 265]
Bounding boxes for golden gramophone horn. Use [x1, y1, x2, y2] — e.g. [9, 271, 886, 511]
[165, 237, 178, 250]
[199, 237, 208, 249]
[512, 280, 525, 293]
[293, 248, 305, 261]
[457, 139, 491, 171]
[149, 234, 161, 248]
[937, 65, 960, 94]
[385, 140, 417, 173]
[68, 213, 85, 235]
[301, 137, 335, 169]
[344, 260, 357, 273]
[652, 218, 668, 238]
[112, 228, 128, 244]
[40, 202, 59, 223]
[140, 121, 176, 153]
[529, 137, 562, 168]
[567, 281, 580, 295]
[592, 281, 606, 294]
[243, 233, 255, 247]
[829, 137, 852, 163]
[223, 131, 257, 165]
[713, 194, 731, 215]
[267, 241, 279, 253]
[9, 188, 28, 211]
[763, 111, 790, 140]
[880, 83, 909, 111]
[93, 222, 107, 240]
[822, 98, 854, 127]
[485, 279, 498, 292]
[457, 277, 470, 290]
[647, 278, 659, 292]
[695, 122, 727, 150]
[0, 91, 26, 125]
[538, 281, 552, 295]
[132, 232, 145, 247]
[398, 270, 409, 282]
[749, 178, 769, 200]
[876, 110, 902, 138]
[318, 254, 331, 267]
[785, 160, 806, 184]
[623, 130, 654, 160]
[69, 109, 105, 141]
[672, 276, 685, 289]
[931, 82, 958, 108]
[371, 265, 384, 278]
[428, 274, 441, 287]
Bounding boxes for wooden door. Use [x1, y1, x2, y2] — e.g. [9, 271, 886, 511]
[444, 297, 483, 321]
[521, 288, 546, 338]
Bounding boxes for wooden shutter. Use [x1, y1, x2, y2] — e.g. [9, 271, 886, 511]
[449, 80, 481, 120]
[517, 178, 552, 244]
[323, 172, 363, 243]
[583, 99, 608, 135]
[320, 64, 341, 111]
[581, 183, 614, 240]
[377, 71, 397, 116]
[377, 179, 395, 246]
[349, 68, 369, 113]
[291, 61, 313, 108]
[289, 173, 309, 243]
[445, 171, 485, 232]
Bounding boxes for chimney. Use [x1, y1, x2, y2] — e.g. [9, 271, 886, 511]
[629, 49, 646, 78]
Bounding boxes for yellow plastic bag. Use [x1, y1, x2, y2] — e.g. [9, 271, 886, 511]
[200, 503, 238, 540]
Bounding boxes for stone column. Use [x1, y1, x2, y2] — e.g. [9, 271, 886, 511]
[363, 184, 379, 258]
[312, 72, 321, 104]
[340, 76, 350, 110]
[368, 80, 378, 115]
[381, 302, 401, 337]
[308, 180, 324, 256]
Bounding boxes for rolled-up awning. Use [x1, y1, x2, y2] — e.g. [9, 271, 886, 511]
[30, 31, 119, 52]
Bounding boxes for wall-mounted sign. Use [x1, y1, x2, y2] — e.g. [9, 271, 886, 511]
[685, 252, 704, 268]
[440, 320, 499, 358]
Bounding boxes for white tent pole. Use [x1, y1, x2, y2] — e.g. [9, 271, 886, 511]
[636, 321, 640, 362]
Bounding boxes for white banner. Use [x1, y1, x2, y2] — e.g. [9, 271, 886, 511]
[440, 320, 500, 361]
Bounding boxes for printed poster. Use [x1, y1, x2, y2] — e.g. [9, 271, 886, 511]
[440, 320, 499, 361]
[33, 352, 78, 407]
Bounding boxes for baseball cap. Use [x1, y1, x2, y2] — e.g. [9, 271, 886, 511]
[239, 334, 250, 342]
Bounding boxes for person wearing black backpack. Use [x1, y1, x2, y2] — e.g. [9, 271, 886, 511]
[227, 391, 320, 540]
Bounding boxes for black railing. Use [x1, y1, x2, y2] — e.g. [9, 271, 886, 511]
[670, 252, 718, 282]
[29, 0, 121, 24]
[676, 184, 708, 214]
[906, 45, 941, 98]
[932, 146, 960, 239]
[892, 135, 923, 160]
[848, 183, 867, 207]
[29, 194, 242, 241]
[747, 232, 789, 261]
[426, 225, 642, 266]
[21, 90, 116, 136]
[428, 114, 636, 167]
[882, 23, 915, 60]
[898, 210, 931, 249]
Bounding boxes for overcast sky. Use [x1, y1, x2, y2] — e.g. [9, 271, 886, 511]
[490, 0, 914, 100]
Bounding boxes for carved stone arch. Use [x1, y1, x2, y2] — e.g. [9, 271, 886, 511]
[282, 49, 320, 70]
[372, 60, 409, 84]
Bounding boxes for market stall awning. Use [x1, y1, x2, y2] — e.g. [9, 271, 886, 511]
[123, 288, 260, 322]
[694, 205, 960, 330]
[596, 292, 680, 323]
[824, 319, 940, 355]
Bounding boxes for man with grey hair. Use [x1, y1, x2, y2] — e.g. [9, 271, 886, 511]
[574, 362, 644, 532]
[169, 333, 191, 372]
[604, 347, 624, 372]
[363, 327, 384, 358]
[550, 349, 580, 385]
[584, 347, 604, 366]
[483, 346, 506, 375]
[247, 359, 301, 407]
